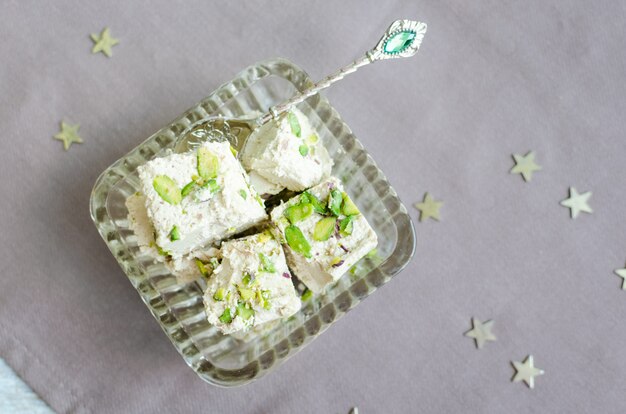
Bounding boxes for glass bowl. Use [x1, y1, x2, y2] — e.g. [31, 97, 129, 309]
[89, 58, 416, 387]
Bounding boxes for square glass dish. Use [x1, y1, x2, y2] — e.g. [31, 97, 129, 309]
[90, 58, 416, 387]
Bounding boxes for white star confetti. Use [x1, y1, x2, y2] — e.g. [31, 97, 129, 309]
[414, 192, 443, 222]
[91, 27, 119, 57]
[464, 318, 496, 349]
[512, 355, 544, 389]
[53, 121, 83, 150]
[510, 151, 542, 182]
[614, 264, 626, 290]
[560, 187, 592, 219]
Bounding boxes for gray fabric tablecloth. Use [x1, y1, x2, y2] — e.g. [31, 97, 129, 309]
[1, 1, 626, 413]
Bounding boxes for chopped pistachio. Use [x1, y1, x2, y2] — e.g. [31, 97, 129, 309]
[259, 252, 276, 273]
[242, 272, 252, 286]
[263, 299, 271, 310]
[301, 289, 313, 301]
[299, 144, 309, 156]
[205, 178, 221, 194]
[341, 192, 360, 216]
[237, 286, 255, 301]
[218, 308, 232, 324]
[153, 175, 182, 205]
[328, 189, 343, 216]
[313, 217, 336, 241]
[209, 257, 220, 269]
[284, 203, 314, 224]
[168, 225, 180, 241]
[339, 216, 354, 236]
[257, 230, 272, 243]
[229, 145, 238, 157]
[195, 259, 210, 276]
[236, 302, 255, 320]
[197, 147, 219, 179]
[156, 245, 170, 257]
[285, 225, 312, 258]
[213, 288, 225, 301]
[226, 291, 232, 302]
[306, 134, 319, 145]
[329, 256, 343, 267]
[181, 181, 197, 197]
[303, 191, 327, 214]
[239, 189, 247, 199]
[288, 111, 301, 137]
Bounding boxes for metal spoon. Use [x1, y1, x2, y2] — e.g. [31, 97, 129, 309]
[174, 19, 427, 153]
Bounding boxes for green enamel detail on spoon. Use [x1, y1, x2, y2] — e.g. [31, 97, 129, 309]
[383, 30, 416, 54]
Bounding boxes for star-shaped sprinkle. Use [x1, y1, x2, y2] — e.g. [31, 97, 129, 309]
[464, 318, 496, 349]
[54, 121, 83, 150]
[510, 151, 542, 182]
[414, 192, 443, 222]
[512, 355, 544, 389]
[91, 27, 119, 57]
[560, 187, 593, 219]
[615, 264, 626, 290]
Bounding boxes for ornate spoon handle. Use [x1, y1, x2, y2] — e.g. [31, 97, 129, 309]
[259, 19, 427, 125]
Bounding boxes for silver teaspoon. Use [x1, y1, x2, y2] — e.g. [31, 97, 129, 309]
[174, 19, 427, 153]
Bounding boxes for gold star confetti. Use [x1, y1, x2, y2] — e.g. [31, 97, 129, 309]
[512, 355, 544, 389]
[90, 27, 119, 57]
[510, 151, 542, 182]
[614, 264, 626, 290]
[560, 187, 593, 219]
[414, 192, 443, 222]
[464, 318, 496, 349]
[54, 121, 83, 150]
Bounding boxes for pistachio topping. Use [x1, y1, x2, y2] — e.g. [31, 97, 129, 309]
[299, 144, 309, 156]
[213, 288, 225, 301]
[168, 225, 180, 241]
[257, 231, 272, 243]
[339, 216, 354, 236]
[181, 181, 197, 197]
[197, 147, 219, 179]
[301, 289, 313, 301]
[341, 192, 360, 216]
[288, 111, 301, 137]
[285, 225, 312, 258]
[239, 189, 247, 199]
[218, 308, 232, 324]
[306, 134, 319, 145]
[242, 272, 253, 286]
[237, 286, 255, 301]
[303, 191, 327, 214]
[156, 244, 171, 258]
[259, 252, 276, 273]
[284, 203, 314, 224]
[328, 189, 343, 216]
[205, 178, 221, 194]
[313, 217, 336, 241]
[153, 175, 182, 205]
[236, 302, 255, 320]
[330, 256, 344, 268]
[195, 259, 210, 277]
